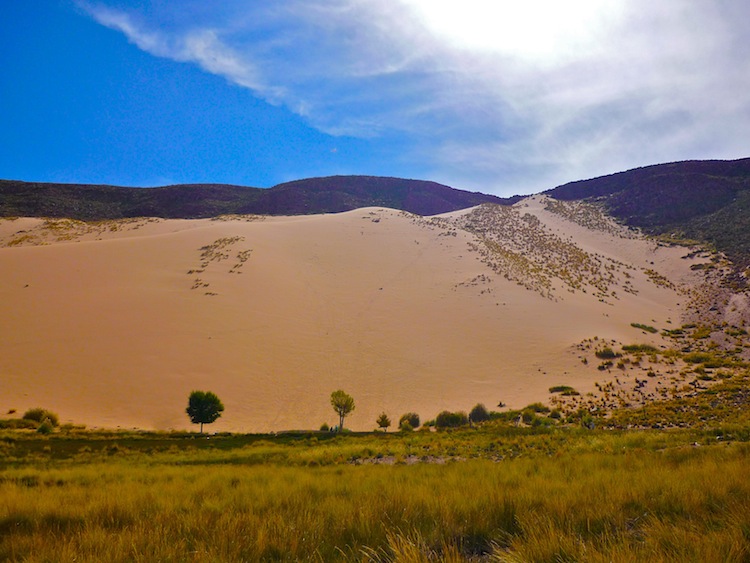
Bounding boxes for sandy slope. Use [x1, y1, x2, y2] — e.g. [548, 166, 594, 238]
[0, 200, 704, 431]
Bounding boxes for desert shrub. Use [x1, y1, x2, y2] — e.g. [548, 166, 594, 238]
[595, 347, 619, 359]
[319, 423, 329, 432]
[36, 421, 54, 435]
[683, 352, 717, 365]
[725, 327, 747, 337]
[690, 326, 712, 340]
[521, 409, 536, 425]
[622, 344, 658, 353]
[398, 412, 420, 430]
[0, 418, 38, 430]
[468, 404, 490, 424]
[435, 411, 469, 428]
[549, 385, 575, 393]
[525, 402, 550, 414]
[22, 408, 59, 427]
[631, 323, 658, 333]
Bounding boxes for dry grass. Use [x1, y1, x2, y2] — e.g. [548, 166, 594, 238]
[0, 427, 748, 561]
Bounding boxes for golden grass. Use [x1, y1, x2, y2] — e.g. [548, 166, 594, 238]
[1, 428, 748, 561]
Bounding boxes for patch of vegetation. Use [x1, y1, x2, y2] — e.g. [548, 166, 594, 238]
[398, 413, 420, 431]
[631, 322, 658, 333]
[22, 408, 59, 427]
[595, 346, 620, 359]
[549, 385, 580, 396]
[434, 410, 469, 428]
[622, 343, 659, 353]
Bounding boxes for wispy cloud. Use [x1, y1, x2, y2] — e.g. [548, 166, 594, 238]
[81, 1, 750, 195]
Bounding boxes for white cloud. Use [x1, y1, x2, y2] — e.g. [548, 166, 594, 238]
[81, 1, 750, 195]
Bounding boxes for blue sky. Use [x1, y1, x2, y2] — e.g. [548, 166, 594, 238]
[2, 1, 749, 197]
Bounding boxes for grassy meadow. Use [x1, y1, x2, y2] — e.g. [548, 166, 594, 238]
[1, 424, 749, 562]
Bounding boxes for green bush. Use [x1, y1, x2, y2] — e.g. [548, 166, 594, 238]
[683, 352, 720, 365]
[525, 402, 550, 414]
[549, 385, 578, 395]
[622, 344, 658, 353]
[468, 404, 490, 424]
[631, 323, 658, 333]
[595, 347, 620, 359]
[398, 412, 420, 430]
[22, 408, 59, 427]
[37, 421, 54, 435]
[435, 411, 469, 428]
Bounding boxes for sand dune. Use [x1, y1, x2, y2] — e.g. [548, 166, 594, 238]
[0, 199, 705, 431]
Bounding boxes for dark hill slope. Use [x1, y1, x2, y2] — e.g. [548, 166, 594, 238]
[245, 176, 517, 216]
[0, 176, 515, 220]
[547, 158, 750, 269]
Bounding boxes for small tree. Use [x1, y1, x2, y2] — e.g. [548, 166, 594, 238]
[186, 390, 224, 433]
[376, 412, 391, 432]
[330, 389, 355, 431]
[469, 403, 490, 425]
[399, 412, 420, 431]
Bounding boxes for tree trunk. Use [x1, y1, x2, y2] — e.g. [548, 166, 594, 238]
[200, 422, 204, 433]
[339, 414, 344, 431]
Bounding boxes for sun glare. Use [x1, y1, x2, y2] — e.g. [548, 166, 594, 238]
[403, 0, 623, 62]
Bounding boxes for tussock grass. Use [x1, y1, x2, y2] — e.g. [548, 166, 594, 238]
[0, 427, 749, 561]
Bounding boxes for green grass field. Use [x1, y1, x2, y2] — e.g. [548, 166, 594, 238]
[1, 423, 749, 562]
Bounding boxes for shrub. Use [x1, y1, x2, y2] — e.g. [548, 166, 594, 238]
[691, 326, 712, 340]
[549, 385, 578, 394]
[683, 352, 716, 364]
[435, 411, 469, 428]
[622, 344, 658, 353]
[631, 323, 658, 333]
[37, 421, 54, 435]
[319, 423, 329, 432]
[398, 412, 420, 430]
[0, 418, 38, 430]
[22, 408, 59, 427]
[469, 404, 490, 424]
[525, 402, 550, 414]
[595, 347, 620, 359]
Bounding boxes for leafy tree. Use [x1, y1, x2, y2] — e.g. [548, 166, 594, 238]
[186, 390, 224, 433]
[399, 412, 420, 431]
[330, 389, 355, 431]
[469, 403, 490, 424]
[376, 412, 391, 432]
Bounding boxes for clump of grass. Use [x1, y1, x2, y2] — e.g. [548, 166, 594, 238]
[595, 347, 620, 359]
[622, 343, 658, 353]
[548, 385, 577, 394]
[631, 322, 658, 333]
[22, 408, 59, 427]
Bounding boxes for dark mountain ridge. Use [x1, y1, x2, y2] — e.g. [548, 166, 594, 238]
[547, 157, 750, 270]
[0, 176, 517, 220]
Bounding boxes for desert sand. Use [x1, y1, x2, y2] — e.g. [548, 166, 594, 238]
[0, 198, 706, 431]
